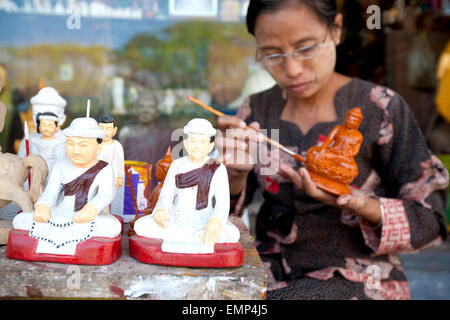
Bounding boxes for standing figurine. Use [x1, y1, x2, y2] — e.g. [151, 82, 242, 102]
[17, 87, 67, 175]
[132, 118, 241, 261]
[96, 115, 125, 190]
[8, 115, 122, 264]
[27, 111, 66, 175]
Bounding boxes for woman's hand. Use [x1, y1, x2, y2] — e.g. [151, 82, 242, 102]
[216, 115, 262, 172]
[216, 115, 263, 194]
[280, 164, 382, 225]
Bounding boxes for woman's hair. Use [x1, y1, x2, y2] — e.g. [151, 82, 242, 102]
[246, 0, 338, 35]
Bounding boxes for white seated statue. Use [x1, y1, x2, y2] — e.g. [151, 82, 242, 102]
[12, 117, 122, 255]
[134, 118, 240, 254]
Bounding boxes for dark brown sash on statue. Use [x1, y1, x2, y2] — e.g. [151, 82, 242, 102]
[63, 160, 108, 212]
[175, 159, 220, 210]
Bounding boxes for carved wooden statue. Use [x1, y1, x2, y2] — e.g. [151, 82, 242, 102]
[305, 107, 363, 195]
[0, 79, 48, 213]
[128, 147, 172, 236]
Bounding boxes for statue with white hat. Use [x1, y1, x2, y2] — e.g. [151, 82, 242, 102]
[11, 111, 122, 258]
[134, 118, 240, 254]
[17, 87, 67, 176]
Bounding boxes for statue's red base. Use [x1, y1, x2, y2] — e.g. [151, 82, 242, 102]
[6, 229, 121, 265]
[129, 236, 244, 268]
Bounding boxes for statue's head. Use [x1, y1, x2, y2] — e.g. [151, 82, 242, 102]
[345, 107, 363, 130]
[183, 118, 216, 164]
[96, 114, 117, 144]
[36, 112, 59, 139]
[134, 92, 159, 125]
[63, 117, 105, 168]
[30, 87, 67, 127]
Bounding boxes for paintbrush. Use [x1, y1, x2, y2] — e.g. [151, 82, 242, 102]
[187, 96, 306, 163]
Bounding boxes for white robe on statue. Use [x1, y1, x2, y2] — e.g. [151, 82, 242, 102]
[18, 132, 67, 175]
[12, 159, 121, 255]
[97, 140, 124, 183]
[97, 139, 125, 215]
[134, 156, 240, 254]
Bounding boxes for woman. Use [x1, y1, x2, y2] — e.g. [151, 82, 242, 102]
[216, 0, 449, 299]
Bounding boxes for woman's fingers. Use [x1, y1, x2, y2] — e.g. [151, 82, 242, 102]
[300, 168, 322, 197]
[215, 117, 262, 173]
[217, 115, 247, 131]
[280, 165, 370, 213]
[215, 136, 248, 153]
[279, 164, 304, 190]
[217, 115, 261, 143]
[299, 168, 339, 205]
[336, 189, 367, 212]
[247, 121, 261, 132]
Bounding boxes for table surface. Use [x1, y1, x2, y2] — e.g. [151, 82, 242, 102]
[0, 216, 267, 300]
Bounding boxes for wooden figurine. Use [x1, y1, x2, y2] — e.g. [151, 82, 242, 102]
[7, 113, 122, 265]
[119, 91, 174, 190]
[129, 119, 243, 267]
[128, 147, 172, 236]
[0, 80, 48, 214]
[304, 107, 364, 195]
[147, 146, 173, 214]
[0, 153, 48, 213]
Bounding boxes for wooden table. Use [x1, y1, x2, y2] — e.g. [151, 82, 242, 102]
[0, 216, 267, 299]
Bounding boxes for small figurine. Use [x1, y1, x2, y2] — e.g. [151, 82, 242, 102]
[96, 115, 125, 190]
[130, 119, 243, 267]
[8, 115, 122, 265]
[0, 153, 48, 213]
[17, 87, 67, 165]
[119, 91, 174, 190]
[146, 146, 173, 214]
[26, 111, 66, 176]
[0, 92, 48, 213]
[128, 147, 172, 236]
[305, 107, 364, 195]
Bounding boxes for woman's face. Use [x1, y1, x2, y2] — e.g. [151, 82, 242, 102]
[254, 4, 341, 100]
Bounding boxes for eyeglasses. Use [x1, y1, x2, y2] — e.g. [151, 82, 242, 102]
[256, 33, 334, 67]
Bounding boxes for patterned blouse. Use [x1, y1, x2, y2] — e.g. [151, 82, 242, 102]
[231, 78, 449, 300]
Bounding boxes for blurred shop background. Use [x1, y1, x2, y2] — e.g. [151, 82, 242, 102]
[0, 0, 449, 299]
